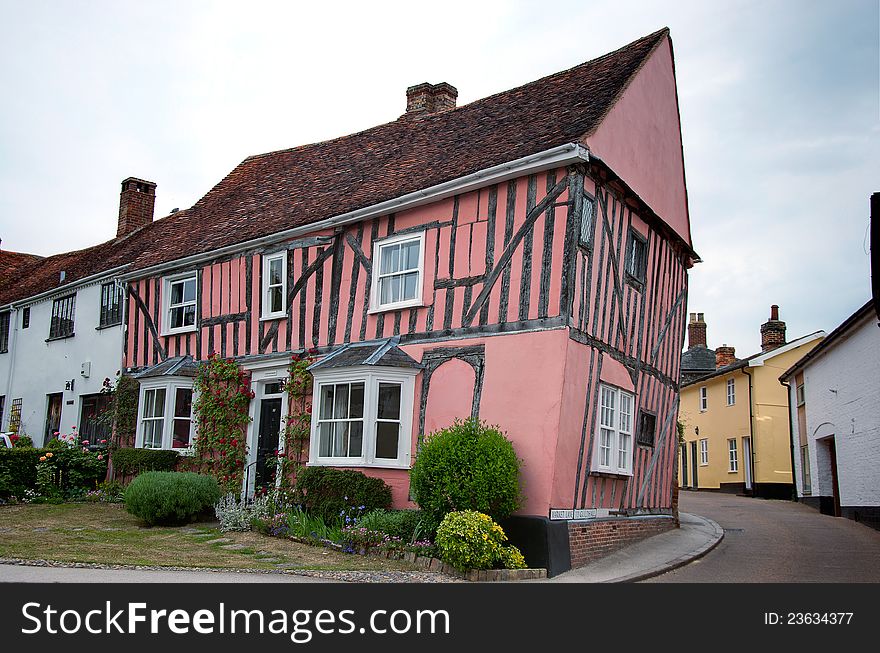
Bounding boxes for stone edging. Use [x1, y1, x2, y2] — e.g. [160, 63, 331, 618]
[365, 548, 547, 581]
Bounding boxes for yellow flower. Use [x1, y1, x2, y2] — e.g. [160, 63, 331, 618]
[46, 452, 54, 458]
[39, 456, 47, 462]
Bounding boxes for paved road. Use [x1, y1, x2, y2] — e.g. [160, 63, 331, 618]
[644, 491, 880, 582]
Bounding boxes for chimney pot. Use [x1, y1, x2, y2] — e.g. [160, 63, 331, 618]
[770, 304, 779, 321]
[117, 177, 157, 238]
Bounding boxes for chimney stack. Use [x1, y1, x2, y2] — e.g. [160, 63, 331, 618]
[405, 82, 458, 115]
[760, 304, 786, 351]
[715, 344, 736, 368]
[117, 177, 157, 238]
[687, 312, 707, 349]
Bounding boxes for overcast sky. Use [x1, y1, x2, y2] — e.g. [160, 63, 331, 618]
[0, 0, 876, 355]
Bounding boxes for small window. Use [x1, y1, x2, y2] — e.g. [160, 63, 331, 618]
[593, 384, 635, 475]
[699, 386, 708, 411]
[79, 393, 113, 445]
[8, 398, 22, 435]
[370, 232, 425, 312]
[796, 383, 805, 407]
[49, 294, 76, 339]
[801, 445, 811, 495]
[637, 411, 657, 447]
[99, 282, 123, 327]
[699, 438, 708, 466]
[0, 312, 9, 352]
[579, 194, 595, 247]
[728, 438, 738, 472]
[262, 252, 287, 319]
[22, 307, 30, 329]
[163, 274, 197, 334]
[726, 378, 736, 406]
[624, 229, 648, 283]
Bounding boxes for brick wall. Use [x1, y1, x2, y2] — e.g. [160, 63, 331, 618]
[568, 516, 675, 568]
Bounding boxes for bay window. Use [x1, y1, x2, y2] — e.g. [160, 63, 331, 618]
[136, 380, 194, 450]
[310, 368, 416, 468]
[593, 384, 635, 475]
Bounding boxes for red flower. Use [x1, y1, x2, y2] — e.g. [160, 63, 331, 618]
[231, 439, 238, 448]
[219, 438, 226, 445]
[308, 347, 319, 355]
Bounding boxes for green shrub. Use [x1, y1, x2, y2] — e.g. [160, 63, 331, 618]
[0, 448, 42, 498]
[357, 509, 434, 542]
[111, 448, 179, 478]
[410, 418, 521, 527]
[12, 435, 33, 448]
[293, 467, 392, 523]
[435, 510, 524, 570]
[124, 471, 220, 526]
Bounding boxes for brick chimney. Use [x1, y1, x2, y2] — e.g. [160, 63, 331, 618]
[405, 82, 458, 115]
[715, 344, 736, 368]
[760, 304, 786, 351]
[117, 177, 157, 238]
[687, 312, 707, 349]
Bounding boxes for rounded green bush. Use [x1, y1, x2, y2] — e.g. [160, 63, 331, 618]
[293, 467, 392, 524]
[124, 471, 221, 526]
[436, 510, 526, 570]
[410, 418, 521, 527]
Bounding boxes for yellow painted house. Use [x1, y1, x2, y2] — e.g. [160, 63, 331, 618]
[678, 306, 824, 499]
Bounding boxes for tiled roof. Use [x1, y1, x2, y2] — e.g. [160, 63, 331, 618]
[309, 338, 422, 371]
[134, 355, 199, 379]
[680, 346, 716, 373]
[0, 228, 153, 306]
[0, 250, 43, 282]
[127, 28, 671, 272]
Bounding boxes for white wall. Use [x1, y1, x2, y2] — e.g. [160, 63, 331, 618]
[0, 280, 124, 446]
[789, 313, 880, 506]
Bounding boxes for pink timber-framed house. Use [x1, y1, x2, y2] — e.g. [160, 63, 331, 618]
[120, 28, 696, 574]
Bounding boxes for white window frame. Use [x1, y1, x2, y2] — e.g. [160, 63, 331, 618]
[135, 378, 196, 452]
[699, 386, 708, 412]
[309, 366, 417, 469]
[699, 438, 708, 466]
[726, 378, 735, 406]
[796, 383, 805, 407]
[369, 231, 426, 313]
[728, 438, 738, 472]
[592, 384, 635, 476]
[161, 272, 198, 335]
[261, 252, 287, 320]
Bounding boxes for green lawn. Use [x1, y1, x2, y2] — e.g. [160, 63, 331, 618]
[0, 502, 416, 572]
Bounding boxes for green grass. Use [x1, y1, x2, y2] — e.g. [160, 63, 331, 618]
[0, 502, 417, 572]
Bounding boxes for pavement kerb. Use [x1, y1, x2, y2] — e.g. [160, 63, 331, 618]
[609, 513, 724, 583]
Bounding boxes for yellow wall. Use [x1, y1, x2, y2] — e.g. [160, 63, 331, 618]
[678, 339, 822, 490]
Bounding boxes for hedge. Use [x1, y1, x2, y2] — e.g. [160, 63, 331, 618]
[111, 448, 180, 478]
[294, 467, 392, 523]
[124, 471, 221, 526]
[0, 448, 43, 498]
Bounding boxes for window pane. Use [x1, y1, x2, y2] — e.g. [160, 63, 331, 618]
[600, 428, 612, 467]
[349, 383, 365, 419]
[183, 305, 196, 327]
[171, 282, 184, 305]
[377, 383, 401, 420]
[172, 419, 191, 448]
[580, 197, 594, 244]
[402, 272, 419, 301]
[618, 433, 630, 470]
[320, 385, 334, 420]
[143, 420, 163, 449]
[375, 421, 399, 459]
[319, 422, 334, 457]
[174, 388, 192, 418]
[269, 258, 283, 285]
[619, 394, 632, 433]
[380, 243, 400, 275]
[270, 286, 283, 313]
[379, 277, 392, 305]
[171, 307, 183, 329]
[333, 383, 350, 419]
[401, 240, 420, 270]
[348, 421, 363, 457]
[183, 279, 196, 303]
[143, 389, 165, 418]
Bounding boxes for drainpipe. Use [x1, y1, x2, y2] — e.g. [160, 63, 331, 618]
[780, 378, 798, 502]
[741, 367, 755, 496]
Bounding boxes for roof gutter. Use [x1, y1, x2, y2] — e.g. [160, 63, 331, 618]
[0, 263, 131, 311]
[119, 143, 591, 282]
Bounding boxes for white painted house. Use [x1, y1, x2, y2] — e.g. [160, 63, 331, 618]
[780, 300, 880, 530]
[0, 178, 160, 446]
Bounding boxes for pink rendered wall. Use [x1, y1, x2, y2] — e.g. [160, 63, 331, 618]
[423, 358, 475, 436]
[584, 37, 691, 247]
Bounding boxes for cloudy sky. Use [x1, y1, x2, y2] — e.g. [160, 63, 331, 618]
[0, 0, 876, 355]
